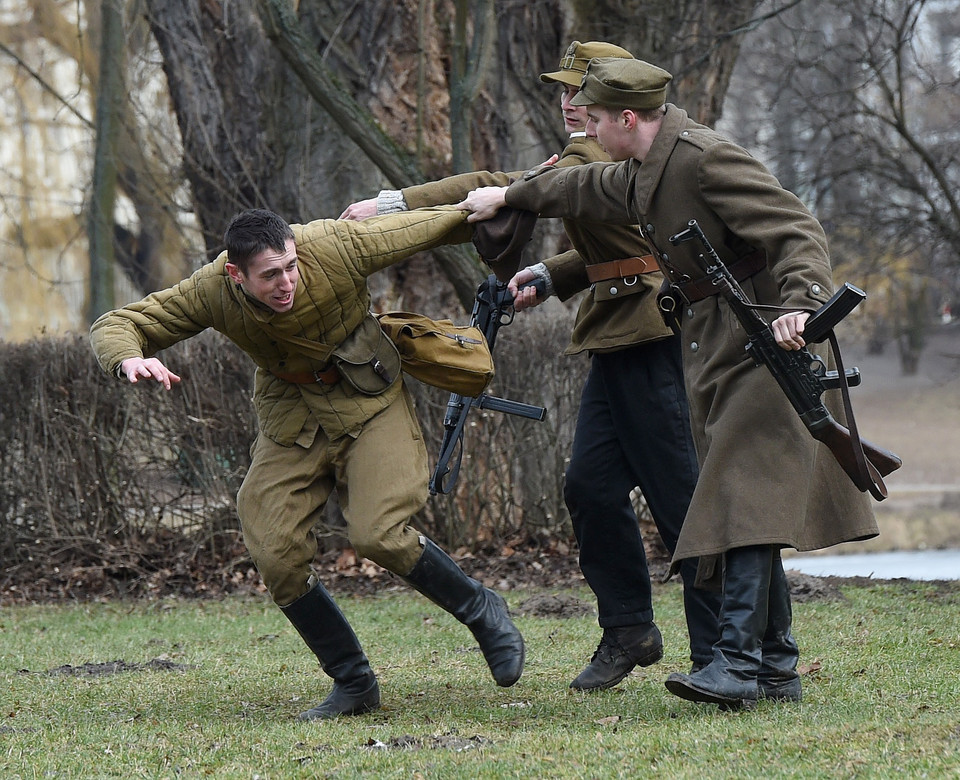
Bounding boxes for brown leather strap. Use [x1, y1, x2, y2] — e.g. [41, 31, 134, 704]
[585, 255, 659, 283]
[675, 250, 766, 303]
[271, 365, 342, 385]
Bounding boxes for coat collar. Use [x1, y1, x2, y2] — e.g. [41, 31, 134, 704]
[631, 104, 688, 216]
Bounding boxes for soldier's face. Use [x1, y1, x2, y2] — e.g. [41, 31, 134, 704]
[560, 86, 590, 134]
[226, 238, 300, 313]
[587, 108, 631, 162]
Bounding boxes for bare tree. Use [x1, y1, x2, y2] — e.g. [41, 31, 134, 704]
[723, 0, 960, 372]
[87, 0, 123, 320]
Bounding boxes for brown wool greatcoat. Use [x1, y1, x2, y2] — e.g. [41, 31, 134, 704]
[402, 136, 672, 355]
[505, 105, 879, 563]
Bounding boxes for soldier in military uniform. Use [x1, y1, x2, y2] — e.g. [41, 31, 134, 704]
[341, 41, 720, 691]
[460, 58, 879, 710]
[90, 206, 525, 721]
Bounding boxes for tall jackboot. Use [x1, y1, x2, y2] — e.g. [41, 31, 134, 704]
[758, 553, 801, 702]
[280, 579, 381, 721]
[403, 537, 525, 687]
[665, 545, 774, 710]
[678, 557, 722, 672]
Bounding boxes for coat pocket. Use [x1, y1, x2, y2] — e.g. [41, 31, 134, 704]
[332, 314, 401, 396]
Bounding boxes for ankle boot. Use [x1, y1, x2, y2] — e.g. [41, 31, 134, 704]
[569, 622, 663, 690]
[403, 537, 525, 687]
[665, 546, 774, 710]
[758, 554, 801, 702]
[280, 580, 380, 720]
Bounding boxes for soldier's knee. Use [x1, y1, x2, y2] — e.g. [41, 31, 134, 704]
[564, 458, 592, 506]
[351, 524, 420, 575]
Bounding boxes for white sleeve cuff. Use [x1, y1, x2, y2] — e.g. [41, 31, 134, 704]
[377, 190, 408, 214]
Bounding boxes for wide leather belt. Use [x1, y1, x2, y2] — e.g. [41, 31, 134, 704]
[673, 250, 766, 303]
[271, 365, 342, 385]
[585, 255, 659, 283]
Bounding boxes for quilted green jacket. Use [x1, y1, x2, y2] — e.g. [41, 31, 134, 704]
[90, 208, 471, 445]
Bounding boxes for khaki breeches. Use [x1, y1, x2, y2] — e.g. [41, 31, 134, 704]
[236, 387, 429, 606]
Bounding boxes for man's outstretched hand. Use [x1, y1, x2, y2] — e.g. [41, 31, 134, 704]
[119, 357, 181, 390]
[456, 186, 509, 223]
[339, 197, 378, 221]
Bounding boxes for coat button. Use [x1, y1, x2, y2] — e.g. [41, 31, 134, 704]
[646, 224, 655, 234]
[811, 283, 822, 295]
[690, 342, 699, 352]
[610, 286, 619, 295]
[687, 308, 694, 318]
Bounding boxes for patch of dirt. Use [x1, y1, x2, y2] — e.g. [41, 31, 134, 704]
[19, 657, 195, 677]
[784, 571, 848, 603]
[514, 592, 596, 618]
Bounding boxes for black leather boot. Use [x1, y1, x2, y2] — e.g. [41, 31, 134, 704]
[569, 622, 663, 690]
[759, 554, 801, 702]
[679, 557, 722, 672]
[665, 546, 774, 710]
[280, 579, 381, 721]
[403, 537, 525, 687]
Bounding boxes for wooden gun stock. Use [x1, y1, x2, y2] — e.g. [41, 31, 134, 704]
[811, 417, 903, 499]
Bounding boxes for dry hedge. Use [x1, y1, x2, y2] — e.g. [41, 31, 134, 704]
[1, 308, 600, 601]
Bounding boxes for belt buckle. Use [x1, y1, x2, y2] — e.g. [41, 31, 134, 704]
[673, 275, 693, 306]
[312, 368, 331, 385]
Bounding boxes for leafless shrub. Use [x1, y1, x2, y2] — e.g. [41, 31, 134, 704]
[0, 307, 594, 594]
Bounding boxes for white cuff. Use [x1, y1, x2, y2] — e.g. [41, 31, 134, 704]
[527, 263, 555, 299]
[377, 190, 408, 214]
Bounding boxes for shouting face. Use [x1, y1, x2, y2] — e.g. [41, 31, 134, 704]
[227, 238, 300, 313]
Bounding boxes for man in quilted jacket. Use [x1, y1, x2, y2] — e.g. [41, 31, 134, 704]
[89, 206, 524, 721]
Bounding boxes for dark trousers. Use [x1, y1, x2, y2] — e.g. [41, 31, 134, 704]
[565, 338, 703, 634]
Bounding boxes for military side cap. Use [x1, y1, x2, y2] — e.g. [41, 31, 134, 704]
[539, 40, 634, 88]
[472, 206, 538, 283]
[570, 57, 672, 110]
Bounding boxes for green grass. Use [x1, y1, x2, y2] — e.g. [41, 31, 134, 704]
[3, 579, 959, 779]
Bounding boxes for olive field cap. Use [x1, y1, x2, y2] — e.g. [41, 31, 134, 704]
[539, 40, 635, 88]
[570, 57, 673, 110]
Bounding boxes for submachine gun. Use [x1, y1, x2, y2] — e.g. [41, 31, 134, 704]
[668, 219, 901, 501]
[429, 274, 547, 495]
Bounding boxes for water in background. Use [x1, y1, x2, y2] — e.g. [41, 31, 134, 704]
[785, 548, 960, 580]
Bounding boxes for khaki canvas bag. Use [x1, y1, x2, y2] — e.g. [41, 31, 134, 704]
[376, 311, 495, 396]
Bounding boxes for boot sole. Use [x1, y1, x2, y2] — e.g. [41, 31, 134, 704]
[297, 699, 381, 721]
[665, 674, 755, 711]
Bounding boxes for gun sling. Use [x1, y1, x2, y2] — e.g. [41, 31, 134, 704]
[672, 250, 766, 303]
[585, 254, 659, 283]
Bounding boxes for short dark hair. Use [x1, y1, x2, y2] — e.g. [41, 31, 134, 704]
[599, 104, 665, 123]
[223, 209, 295, 272]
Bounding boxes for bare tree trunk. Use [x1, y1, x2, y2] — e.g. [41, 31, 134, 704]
[568, 0, 766, 125]
[257, 0, 485, 308]
[86, 0, 123, 322]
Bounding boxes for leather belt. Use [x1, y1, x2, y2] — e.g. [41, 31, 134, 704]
[585, 255, 659, 283]
[673, 250, 766, 303]
[271, 365, 342, 385]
